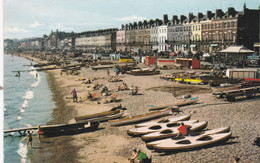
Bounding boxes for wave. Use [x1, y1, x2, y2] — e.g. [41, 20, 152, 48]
[17, 116, 22, 121]
[30, 70, 40, 87]
[17, 142, 28, 163]
[23, 90, 34, 100]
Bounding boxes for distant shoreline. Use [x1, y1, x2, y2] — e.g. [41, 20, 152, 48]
[11, 52, 78, 162]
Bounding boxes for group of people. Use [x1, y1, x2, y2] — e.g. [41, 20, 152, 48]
[128, 148, 151, 163]
[20, 125, 43, 148]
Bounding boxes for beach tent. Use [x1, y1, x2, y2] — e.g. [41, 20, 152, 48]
[219, 46, 255, 67]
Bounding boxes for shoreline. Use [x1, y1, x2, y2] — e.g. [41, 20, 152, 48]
[7, 53, 260, 163]
[13, 53, 79, 162]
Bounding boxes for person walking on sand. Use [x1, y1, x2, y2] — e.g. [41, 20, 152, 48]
[37, 125, 43, 143]
[71, 88, 78, 103]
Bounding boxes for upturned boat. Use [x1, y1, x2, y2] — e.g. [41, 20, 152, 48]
[75, 111, 124, 123]
[41, 122, 99, 137]
[127, 68, 160, 76]
[128, 120, 198, 136]
[74, 110, 120, 121]
[141, 121, 208, 141]
[135, 115, 190, 128]
[212, 83, 242, 94]
[153, 128, 231, 152]
[148, 96, 199, 111]
[108, 108, 170, 126]
[146, 127, 230, 150]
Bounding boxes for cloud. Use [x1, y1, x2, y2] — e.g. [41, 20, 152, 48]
[30, 21, 45, 28]
[4, 26, 28, 33]
[117, 15, 147, 22]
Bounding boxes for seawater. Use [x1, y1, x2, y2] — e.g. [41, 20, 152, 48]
[4, 54, 55, 163]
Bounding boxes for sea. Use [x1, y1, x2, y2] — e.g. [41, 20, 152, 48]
[3, 54, 55, 163]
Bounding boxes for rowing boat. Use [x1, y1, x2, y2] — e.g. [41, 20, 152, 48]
[75, 111, 124, 123]
[212, 83, 242, 94]
[141, 121, 208, 141]
[148, 96, 199, 111]
[153, 129, 231, 152]
[127, 120, 198, 136]
[108, 108, 170, 126]
[146, 127, 230, 150]
[74, 110, 120, 121]
[41, 122, 99, 137]
[134, 115, 190, 128]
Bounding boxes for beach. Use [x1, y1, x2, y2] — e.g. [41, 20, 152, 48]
[18, 54, 260, 163]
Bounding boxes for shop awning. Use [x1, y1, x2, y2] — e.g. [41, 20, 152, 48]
[220, 46, 254, 53]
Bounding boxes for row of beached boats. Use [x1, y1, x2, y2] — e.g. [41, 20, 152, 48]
[127, 115, 231, 152]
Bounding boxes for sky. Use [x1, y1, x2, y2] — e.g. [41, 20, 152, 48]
[3, 0, 260, 39]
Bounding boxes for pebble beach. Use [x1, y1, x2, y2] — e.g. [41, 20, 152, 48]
[18, 54, 260, 163]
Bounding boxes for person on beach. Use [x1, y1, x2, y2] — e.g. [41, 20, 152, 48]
[137, 149, 150, 163]
[128, 148, 138, 163]
[71, 88, 78, 102]
[21, 130, 33, 148]
[115, 65, 120, 77]
[234, 157, 240, 163]
[176, 122, 191, 137]
[36, 72, 38, 79]
[106, 69, 110, 77]
[37, 125, 43, 143]
[60, 71, 63, 77]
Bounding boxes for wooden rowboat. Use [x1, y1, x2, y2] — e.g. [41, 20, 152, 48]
[148, 96, 199, 111]
[146, 127, 230, 150]
[212, 83, 242, 94]
[141, 121, 208, 142]
[153, 131, 231, 152]
[108, 108, 170, 126]
[41, 122, 99, 137]
[134, 115, 190, 128]
[75, 111, 124, 123]
[128, 120, 198, 136]
[127, 68, 160, 76]
[74, 110, 120, 121]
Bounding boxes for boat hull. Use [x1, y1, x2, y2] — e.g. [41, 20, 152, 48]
[153, 132, 231, 152]
[109, 108, 170, 126]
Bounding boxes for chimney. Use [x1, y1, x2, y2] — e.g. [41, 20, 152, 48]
[188, 13, 195, 22]
[180, 15, 187, 23]
[215, 9, 224, 19]
[125, 24, 129, 30]
[227, 7, 237, 17]
[121, 24, 125, 30]
[143, 20, 148, 28]
[172, 15, 178, 24]
[138, 21, 143, 29]
[163, 14, 169, 25]
[149, 19, 155, 27]
[206, 11, 214, 19]
[129, 23, 133, 30]
[197, 13, 204, 21]
[133, 22, 137, 29]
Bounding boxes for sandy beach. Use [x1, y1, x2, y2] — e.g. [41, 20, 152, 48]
[19, 53, 260, 163]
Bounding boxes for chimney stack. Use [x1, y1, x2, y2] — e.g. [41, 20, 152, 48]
[188, 13, 195, 22]
[206, 11, 214, 19]
[163, 14, 169, 25]
[215, 9, 224, 19]
[180, 15, 187, 23]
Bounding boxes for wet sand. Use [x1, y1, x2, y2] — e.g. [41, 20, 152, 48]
[19, 53, 260, 163]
